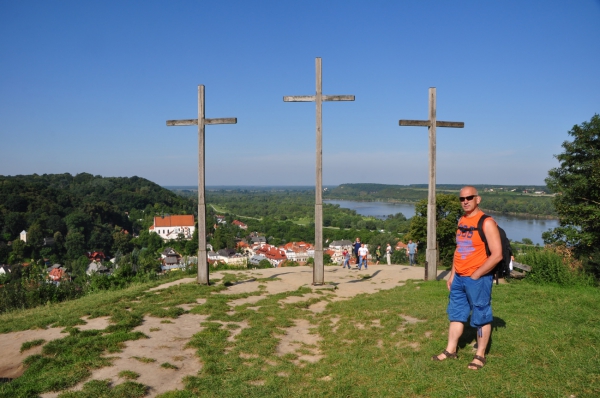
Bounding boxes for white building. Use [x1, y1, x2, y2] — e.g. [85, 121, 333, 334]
[149, 215, 195, 240]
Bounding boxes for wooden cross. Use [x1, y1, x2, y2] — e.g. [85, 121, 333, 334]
[167, 84, 237, 285]
[284, 57, 355, 285]
[399, 87, 464, 280]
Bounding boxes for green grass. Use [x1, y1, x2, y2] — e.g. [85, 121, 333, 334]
[131, 356, 156, 364]
[118, 370, 140, 380]
[1, 271, 599, 397]
[20, 339, 45, 353]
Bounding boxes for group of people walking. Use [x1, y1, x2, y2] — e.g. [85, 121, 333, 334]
[340, 238, 418, 269]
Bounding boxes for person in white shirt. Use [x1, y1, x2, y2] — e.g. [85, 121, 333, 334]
[386, 243, 392, 265]
[358, 244, 369, 270]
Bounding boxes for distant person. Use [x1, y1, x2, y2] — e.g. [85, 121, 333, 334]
[353, 237, 362, 265]
[432, 186, 502, 371]
[342, 249, 351, 269]
[386, 243, 392, 265]
[375, 245, 382, 265]
[407, 240, 418, 266]
[358, 243, 369, 270]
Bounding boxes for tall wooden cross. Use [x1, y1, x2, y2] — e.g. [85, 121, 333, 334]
[167, 84, 237, 285]
[399, 87, 464, 280]
[284, 57, 355, 285]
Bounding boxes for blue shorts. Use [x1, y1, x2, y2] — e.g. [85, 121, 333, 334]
[447, 273, 493, 328]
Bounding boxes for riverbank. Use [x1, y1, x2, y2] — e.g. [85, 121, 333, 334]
[326, 198, 557, 220]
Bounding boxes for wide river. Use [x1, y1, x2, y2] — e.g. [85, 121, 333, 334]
[325, 200, 559, 246]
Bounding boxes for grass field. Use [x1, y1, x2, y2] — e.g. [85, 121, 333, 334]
[1, 272, 598, 397]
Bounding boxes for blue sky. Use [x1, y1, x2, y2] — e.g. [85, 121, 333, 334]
[1, 0, 599, 187]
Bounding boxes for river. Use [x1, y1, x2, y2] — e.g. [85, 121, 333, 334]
[325, 200, 558, 246]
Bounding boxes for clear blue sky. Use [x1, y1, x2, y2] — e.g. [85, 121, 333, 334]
[1, 1, 599, 186]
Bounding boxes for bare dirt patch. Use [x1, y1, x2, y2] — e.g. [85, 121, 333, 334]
[79, 316, 111, 331]
[276, 319, 323, 366]
[308, 300, 329, 313]
[0, 316, 110, 380]
[0, 327, 67, 379]
[228, 295, 264, 308]
[41, 313, 207, 398]
[279, 293, 320, 307]
[400, 314, 426, 324]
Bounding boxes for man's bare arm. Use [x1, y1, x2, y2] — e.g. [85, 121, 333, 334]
[471, 218, 503, 280]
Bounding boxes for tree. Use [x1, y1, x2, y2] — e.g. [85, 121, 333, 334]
[26, 223, 44, 248]
[545, 114, 600, 275]
[211, 223, 237, 250]
[406, 193, 463, 266]
[65, 231, 86, 259]
[112, 229, 133, 255]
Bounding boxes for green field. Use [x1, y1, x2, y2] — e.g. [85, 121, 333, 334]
[1, 272, 598, 397]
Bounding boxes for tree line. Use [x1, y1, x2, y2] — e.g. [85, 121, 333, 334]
[324, 183, 556, 216]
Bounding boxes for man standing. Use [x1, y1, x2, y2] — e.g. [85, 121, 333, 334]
[432, 186, 502, 370]
[407, 240, 418, 266]
[358, 243, 369, 270]
[353, 237, 361, 265]
[386, 243, 392, 265]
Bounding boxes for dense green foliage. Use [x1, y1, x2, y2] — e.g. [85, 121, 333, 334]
[404, 193, 464, 266]
[520, 249, 595, 287]
[0, 173, 201, 314]
[545, 114, 600, 276]
[198, 189, 411, 246]
[325, 183, 556, 216]
[0, 173, 195, 264]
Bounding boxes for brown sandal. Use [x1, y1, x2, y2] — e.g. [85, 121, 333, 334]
[468, 355, 486, 370]
[431, 349, 458, 361]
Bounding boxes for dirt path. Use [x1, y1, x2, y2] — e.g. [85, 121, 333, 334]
[1, 265, 446, 397]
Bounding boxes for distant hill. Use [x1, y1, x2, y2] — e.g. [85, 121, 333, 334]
[325, 183, 549, 200]
[0, 173, 195, 260]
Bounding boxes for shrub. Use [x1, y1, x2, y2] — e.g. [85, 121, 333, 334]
[256, 259, 273, 269]
[521, 249, 595, 287]
[392, 248, 407, 265]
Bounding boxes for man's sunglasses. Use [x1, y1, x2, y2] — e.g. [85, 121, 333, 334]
[459, 195, 477, 202]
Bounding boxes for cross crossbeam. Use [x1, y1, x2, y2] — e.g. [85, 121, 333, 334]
[167, 84, 237, 285]
[284, 57, 355, 285]
[399, 87, 464, 280]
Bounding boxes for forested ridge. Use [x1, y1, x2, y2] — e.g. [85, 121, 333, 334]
[0, 173, 195, 264]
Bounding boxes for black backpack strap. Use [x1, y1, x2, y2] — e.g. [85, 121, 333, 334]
[477, 214, 491, 257]
[478, 214, 502, 284]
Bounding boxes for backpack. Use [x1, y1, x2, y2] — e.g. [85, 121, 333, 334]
[476, 214, 513, 285]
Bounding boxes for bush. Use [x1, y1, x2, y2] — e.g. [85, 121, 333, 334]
[521, 249, 595, 287]
[391, 249, 407, 265]
[0, 281, 84, 314]
[256, 259, 273, 269]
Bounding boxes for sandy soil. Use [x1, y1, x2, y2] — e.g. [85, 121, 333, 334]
[1, 264, 445, 397]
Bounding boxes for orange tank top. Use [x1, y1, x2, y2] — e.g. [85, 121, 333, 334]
[453, 212, 492, 276]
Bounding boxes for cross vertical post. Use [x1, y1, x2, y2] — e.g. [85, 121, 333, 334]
[284, 57, 355, 285]
[167, 85, 237, 285]
[399, 87, 464, 280]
